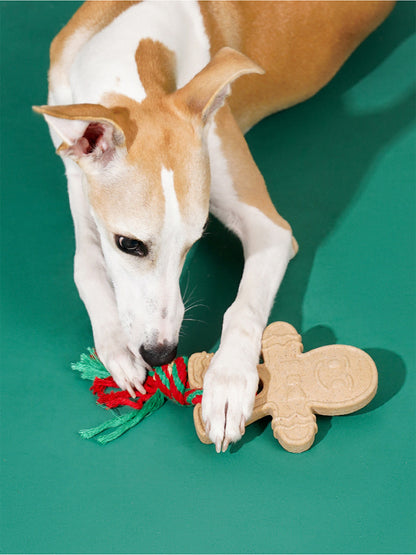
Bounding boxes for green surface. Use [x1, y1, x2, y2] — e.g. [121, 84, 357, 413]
[1, 2, 415, 553]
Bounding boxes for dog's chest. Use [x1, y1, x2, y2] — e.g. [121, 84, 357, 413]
[68, 0, 211, 104]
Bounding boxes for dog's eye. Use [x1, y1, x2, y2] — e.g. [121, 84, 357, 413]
[115, 235, 149, 257]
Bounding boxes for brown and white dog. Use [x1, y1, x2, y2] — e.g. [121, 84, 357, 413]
[34, 1, 394, 452]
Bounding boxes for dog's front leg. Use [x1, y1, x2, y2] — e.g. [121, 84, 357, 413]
[202, 110, 297, 451]
[65, 161, 147, 396]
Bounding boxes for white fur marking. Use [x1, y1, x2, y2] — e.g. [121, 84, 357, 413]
[70, 0, 211, 104]
[161, 167, 181, 229]
[48, 27, 93, 106]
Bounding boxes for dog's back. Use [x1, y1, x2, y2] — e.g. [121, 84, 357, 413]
[208, 1, 395, 131]
[49, 0, 395, 131]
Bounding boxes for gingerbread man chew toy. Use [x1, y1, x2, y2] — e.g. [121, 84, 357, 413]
[189, 322, 378, 453]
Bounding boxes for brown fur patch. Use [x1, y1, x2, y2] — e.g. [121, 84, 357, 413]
[100, 92, 210, 224]
[87, 159, 166, 244]
[135, 39, 176, 96]
[199, 1, 395, 132]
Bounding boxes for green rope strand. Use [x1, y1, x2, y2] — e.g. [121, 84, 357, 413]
[79, 411, 134, 440]
[79, 390, 166, 444]
[72, 351, 200, 444]
[71, 348, 109, 381]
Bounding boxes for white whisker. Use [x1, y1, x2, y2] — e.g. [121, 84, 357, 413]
[182, 317, 207, 324]
[184, 302, 209, 313]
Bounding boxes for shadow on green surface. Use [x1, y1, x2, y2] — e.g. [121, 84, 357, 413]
[360, 347, 407, 413]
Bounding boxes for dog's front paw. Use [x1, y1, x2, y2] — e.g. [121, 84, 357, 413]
[201, 352, 258, 453]
[96, 343, 147, 397]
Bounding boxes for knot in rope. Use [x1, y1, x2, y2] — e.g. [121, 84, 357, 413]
[149, 356, 202, 406]
[72, 350, 203, 444]
[90, 355, 202, 409]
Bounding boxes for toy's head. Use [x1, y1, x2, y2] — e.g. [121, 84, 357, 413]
[262, 322, 303, 365]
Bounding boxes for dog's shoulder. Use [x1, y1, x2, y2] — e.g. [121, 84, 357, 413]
[49, 1, 139, 71]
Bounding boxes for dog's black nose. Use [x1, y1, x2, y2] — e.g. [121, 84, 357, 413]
[139, 342, 178, 367]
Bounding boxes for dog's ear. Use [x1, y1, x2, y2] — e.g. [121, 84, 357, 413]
[33, 104, 126, 164]
[173, 47, 264, 124]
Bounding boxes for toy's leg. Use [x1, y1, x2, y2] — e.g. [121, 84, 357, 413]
[60, 156, 147, 395]
[202, 109, 297, 451]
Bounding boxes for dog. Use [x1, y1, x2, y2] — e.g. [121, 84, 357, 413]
[34, 0, 394, 452]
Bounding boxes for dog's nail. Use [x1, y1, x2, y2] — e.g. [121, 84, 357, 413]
[135, 381, 146, 395]
[215, 439, 222, 454]
[127, 385, 136, 398]
[222, 439, 230, 453]
[240, 415, 246, 435]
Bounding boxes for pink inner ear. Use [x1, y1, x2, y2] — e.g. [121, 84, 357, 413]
[68, 121, 116, 165]
[77, 123, 107, 155]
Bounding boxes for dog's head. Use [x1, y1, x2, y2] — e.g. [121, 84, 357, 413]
[35, 48, 263, 367]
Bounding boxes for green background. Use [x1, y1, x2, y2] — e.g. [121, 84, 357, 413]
[1, 2, 415, 553]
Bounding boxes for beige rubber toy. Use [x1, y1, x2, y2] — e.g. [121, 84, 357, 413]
[189, 322, 378, 453]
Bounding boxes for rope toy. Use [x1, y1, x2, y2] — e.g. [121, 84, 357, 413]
[72, 349, 202, 444]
